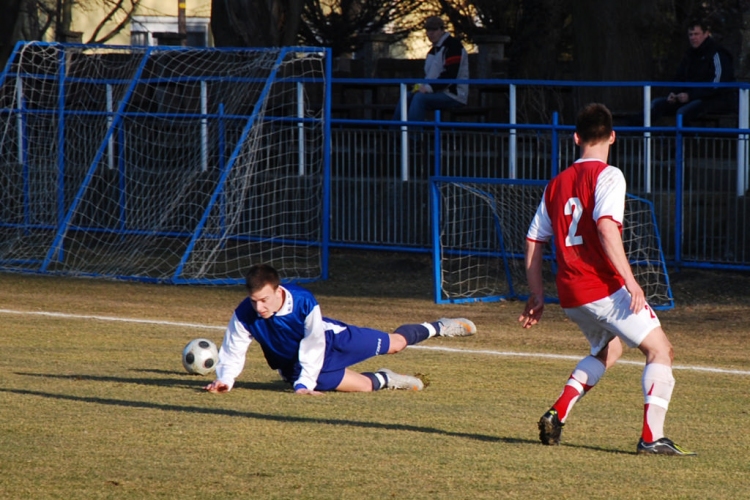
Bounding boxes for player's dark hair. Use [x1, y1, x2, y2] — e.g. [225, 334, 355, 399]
[245, 264, 280, 293]
[687, 19, 710, 32]
[575, 103, 612, 145]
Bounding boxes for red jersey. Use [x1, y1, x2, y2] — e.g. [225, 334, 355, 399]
[526, 159, 627, 307]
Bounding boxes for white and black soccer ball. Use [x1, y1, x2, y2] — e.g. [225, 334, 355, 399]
[182, 338, 219, 375]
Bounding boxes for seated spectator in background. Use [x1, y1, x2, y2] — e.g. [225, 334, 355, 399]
[393, 16, 469, 122]
[650, 20, 735, 126]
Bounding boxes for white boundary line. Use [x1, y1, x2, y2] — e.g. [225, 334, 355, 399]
[3, 308, 749, 376]
[0, 308, 224, 330]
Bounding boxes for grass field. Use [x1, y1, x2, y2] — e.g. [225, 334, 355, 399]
[1, 250, 749, 499]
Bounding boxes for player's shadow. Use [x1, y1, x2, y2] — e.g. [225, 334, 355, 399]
[0, 386, 532, 446]
[558, 443, 635, 455]
[13, 371, 285, 392]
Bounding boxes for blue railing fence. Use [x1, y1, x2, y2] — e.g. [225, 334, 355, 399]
[3, 42, 749, 284]
[327, 77, 750, 270]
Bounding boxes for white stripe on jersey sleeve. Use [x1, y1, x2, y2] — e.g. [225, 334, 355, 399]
[592, 166, 626, 224]
[216, 312, 253, 390]
[295, 304, 327, 390]
[526, 187, 553, 242]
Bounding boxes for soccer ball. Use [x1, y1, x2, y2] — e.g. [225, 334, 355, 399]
[182, 338, 219, 375]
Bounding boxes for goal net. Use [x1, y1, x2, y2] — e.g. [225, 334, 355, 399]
[0, 42, 328, 284]
[432, 178, 674, 309]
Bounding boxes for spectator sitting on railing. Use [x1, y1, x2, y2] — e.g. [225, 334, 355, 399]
[649, 19, 735, 126]
[392, 16, 469, 123]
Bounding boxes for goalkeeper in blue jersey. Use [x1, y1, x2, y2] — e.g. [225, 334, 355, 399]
[204, 263, 476, 395]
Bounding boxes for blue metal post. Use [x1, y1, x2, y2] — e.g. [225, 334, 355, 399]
[55, 44, 66, 261]
[42, 45, 153, 272]
[674, 115, 684, 268]
[16, 75, 30, 234]
[430, 179, 442, 303]
[551, 112, 559, 177]
[118, 125, 126, 237]
[172, 48, 292, 282]
[433, 110, 441, 176]
[218, 103, 227, 241]
[321, 48, 332, 280]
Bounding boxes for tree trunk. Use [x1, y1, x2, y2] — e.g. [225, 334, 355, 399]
[509, 0, 568, 80]
[571, 0, 655, 111]
[0, 0, 23, 67]
[739, 5, 750, 80]
[212, 0, 304, 48]
[281, 0, 304, 46]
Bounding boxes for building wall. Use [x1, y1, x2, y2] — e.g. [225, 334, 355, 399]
[70, 0, 212, 46]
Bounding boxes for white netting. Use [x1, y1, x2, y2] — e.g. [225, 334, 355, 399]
[435, 180, 674, 309]
[0, 43, 327, 283]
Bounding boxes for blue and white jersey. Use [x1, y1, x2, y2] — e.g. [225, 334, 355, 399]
[215, 284, 346, 391]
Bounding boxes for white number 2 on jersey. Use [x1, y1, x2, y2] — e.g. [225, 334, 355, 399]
[564, 197, 583, 247]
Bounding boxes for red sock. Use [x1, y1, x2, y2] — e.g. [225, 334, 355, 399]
[552, 376, 595, 422]
[552, 383, 582, 422]
[551, 356, 605, 423]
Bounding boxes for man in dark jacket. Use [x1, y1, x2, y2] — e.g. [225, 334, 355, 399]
[651, 20, 735, 126]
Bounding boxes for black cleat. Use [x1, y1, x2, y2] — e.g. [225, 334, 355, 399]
[637, 437, 697, 456]
[538, 409, 564, 445]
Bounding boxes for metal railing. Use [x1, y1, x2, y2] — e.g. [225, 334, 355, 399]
[327, 77, 750, 270]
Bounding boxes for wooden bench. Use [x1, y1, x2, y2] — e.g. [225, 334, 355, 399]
[438, 106, 492, 123]
[694, 112, 739, 128]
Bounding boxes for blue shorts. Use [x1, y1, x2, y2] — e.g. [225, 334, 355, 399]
[316, 323, 391, 390]
[283, 321, 391, 391]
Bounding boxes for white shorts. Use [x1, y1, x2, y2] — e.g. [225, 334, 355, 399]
[563, 287, 661, 356]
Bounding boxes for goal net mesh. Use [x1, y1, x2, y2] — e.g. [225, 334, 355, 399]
[433, 179, 674, 309]
[0, 43, 327, 284]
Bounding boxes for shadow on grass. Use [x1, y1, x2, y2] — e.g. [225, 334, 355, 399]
[559, 443, 636, 455]
[14, 371, 285, 392]
[1, 386, 531, 446]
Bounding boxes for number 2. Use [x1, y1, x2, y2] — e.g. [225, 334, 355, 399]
[565, 197, 583, 247]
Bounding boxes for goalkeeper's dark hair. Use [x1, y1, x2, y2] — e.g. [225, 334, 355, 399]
[245, 264, 281, 293]
[575, 103, 613, 145]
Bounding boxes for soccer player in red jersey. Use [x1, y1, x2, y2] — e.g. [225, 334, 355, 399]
[519, 103, 695, 456]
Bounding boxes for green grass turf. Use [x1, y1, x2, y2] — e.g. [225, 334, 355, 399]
[1, 263, 749, 499]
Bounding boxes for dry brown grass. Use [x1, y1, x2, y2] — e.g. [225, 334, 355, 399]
[1, 250, 749, 499]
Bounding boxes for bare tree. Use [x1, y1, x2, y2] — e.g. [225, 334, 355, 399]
[435, 0, 571, 79]
[85, 0, 142, 44]
[211, 0, 304, 47]
[298, 0, 425, 56]
[437, 0, 521, 41]
[0, 0, 24, 65]
[211, 0, 426, 56]
[13, 0, 140, 44]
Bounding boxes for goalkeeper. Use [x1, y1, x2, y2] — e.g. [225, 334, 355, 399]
[519, 103, 695, 456]
[204, 264, 476, 395]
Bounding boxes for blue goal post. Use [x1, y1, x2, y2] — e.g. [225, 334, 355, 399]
[0, 42, 331, 284]
[430, 176, 674, 310]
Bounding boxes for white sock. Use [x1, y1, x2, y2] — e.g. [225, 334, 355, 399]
[641, 362, 675, 442]
[423, 322, 438, 338]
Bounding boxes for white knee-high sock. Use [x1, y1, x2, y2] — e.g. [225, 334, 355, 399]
[641, 362, 675, 442]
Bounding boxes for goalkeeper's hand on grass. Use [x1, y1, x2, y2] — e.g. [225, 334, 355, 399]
[294, 387, 324, 396]
[203, 380, 229, 393]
